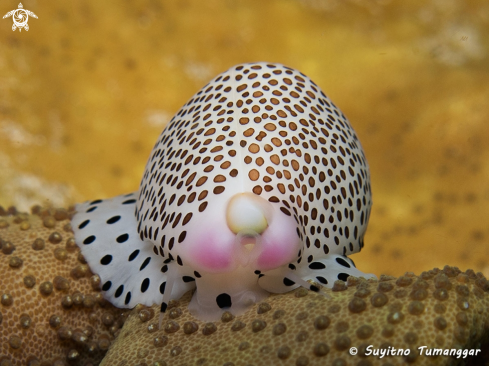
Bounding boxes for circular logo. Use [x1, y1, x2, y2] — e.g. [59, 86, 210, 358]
[12, 9, 28, 28]
[349, 347, 358, 356]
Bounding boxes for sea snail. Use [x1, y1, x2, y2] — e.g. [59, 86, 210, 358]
[71, 62, 376, 322]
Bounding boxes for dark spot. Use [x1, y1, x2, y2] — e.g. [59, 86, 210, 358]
[117, 234, 129, 243]
[102, 281, 112, 291]
[122, 199, 137, 204]
[161, 265, 168, 273]
[124, 291, 131, 305]
[141, 278, 150, 293]
[161, 302, 168, 313]
[160, 282, 166, 294]
[107, 216, 121, 224]
[254, 270, 261, 275]
[86, 206, 97, 213]
[128, 250, 140, 261]
[288, 264, 296, 270]
[310, 285, 320, 292]
[78, 220, 89, 229]
[100, 255, 112, 265]
[177, 256, 183, 266]
[140, 257, 151, 271]
[115, 285, 124, 298]
[216, 293, 232, 308]
[83, 235, 95, 245]
[309, 262, 326, 270]
[336, 257, 351, 268]
[182, 276, 195, 283]
[316, 276, 328, 284]
[283, 278, 295, 286]
[194, 271, 201, 278]
[338, 273, 350, 281]
[90, 199, 103, 205]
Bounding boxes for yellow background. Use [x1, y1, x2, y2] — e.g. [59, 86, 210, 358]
[1, 0, 488, 276]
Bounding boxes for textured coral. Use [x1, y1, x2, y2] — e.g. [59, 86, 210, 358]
[2, 209, 489, 366]
[0, 207, 127, 366]
[103, 267, 489, 366]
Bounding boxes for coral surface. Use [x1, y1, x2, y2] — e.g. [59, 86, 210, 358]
[102, 267, 489, 366]
[0, 207, 127, 366]
[1, 209, 489, 365]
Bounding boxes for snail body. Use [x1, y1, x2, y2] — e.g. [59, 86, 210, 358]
[72, 62, 375, 321]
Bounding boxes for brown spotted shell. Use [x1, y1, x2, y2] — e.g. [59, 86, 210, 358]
[136, 62, 372, 267]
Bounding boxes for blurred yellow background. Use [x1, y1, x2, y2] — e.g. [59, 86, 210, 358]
[1, 0, 488, 277]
